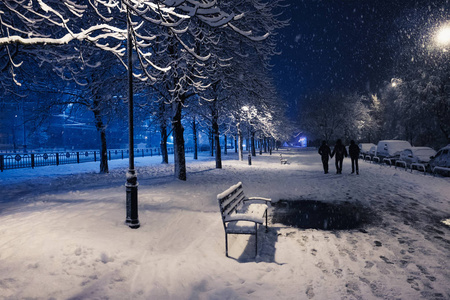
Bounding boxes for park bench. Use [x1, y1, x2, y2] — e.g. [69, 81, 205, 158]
[280, 153, 288, 164]
[217, 182, 271, 257]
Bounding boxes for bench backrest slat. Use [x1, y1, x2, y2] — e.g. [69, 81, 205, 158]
[217, 182, 246, 218]
[222, 190, 245, 216]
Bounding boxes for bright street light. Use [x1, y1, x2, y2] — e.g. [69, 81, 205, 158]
[435, 24, 450, 50]
[391, 78, 402, 88]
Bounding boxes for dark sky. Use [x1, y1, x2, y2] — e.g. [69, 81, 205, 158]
[271, 0, 445, 117]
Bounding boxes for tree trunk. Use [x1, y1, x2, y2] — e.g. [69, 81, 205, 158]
[213, 118, 222, 168]
[160, 123, 168, 164]
[193, 117, 198, 160]
[172, 100, 186, 181]
[93, 104, 108, 174]
[259, 138, 263, 155]
[159, 101, 169, 164]
[235, 137, 237, 153]
[251, 132, 256, 156]
[224, 134, 227, 155]
[208, 129, 214, 157]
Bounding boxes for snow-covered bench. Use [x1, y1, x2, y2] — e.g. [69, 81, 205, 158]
[217, 182, 271, 257]
[280, 154, 288, 164]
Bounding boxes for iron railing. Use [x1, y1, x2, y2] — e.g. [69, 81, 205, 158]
[0, 147, 194, 172]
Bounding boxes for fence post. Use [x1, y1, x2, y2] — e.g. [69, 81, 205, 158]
[109, 151, 111, 161]
[77, 152, 80, 164]
[31, 154, 35, 169]
[94, 151, 97, 162]
[56, 153, 59, 166]
[0, 155, 3, 172]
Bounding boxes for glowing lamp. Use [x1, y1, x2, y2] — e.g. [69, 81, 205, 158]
[436, 25, 450, 46]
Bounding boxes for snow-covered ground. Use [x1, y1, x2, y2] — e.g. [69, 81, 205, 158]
[0, 148, 449, 299]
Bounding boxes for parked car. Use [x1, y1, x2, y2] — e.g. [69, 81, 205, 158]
[428, 144, 450, 175]
[367, 145, 377, 160]
[376, 140, 412, 163]
[398, 147, 436, 169]
[359, 143, 376, 157]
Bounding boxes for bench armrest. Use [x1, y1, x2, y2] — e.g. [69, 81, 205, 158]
[246, 197, 272, 204]
[224, 214, 264, 224]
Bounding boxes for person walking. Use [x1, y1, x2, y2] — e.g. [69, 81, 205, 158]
[318, 140, 332, 174]
[331, 139, 347, 174]
[349, 140, 360, 175]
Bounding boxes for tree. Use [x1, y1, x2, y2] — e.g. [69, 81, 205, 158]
[387, 4, 449, 147]
[2, 0, 288, 179]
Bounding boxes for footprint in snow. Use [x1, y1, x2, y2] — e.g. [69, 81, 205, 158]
[305, 285, 315, 299]
[379, 256, 394, 264]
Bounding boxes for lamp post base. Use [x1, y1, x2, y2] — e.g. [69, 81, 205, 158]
[125, 172, 140, 229]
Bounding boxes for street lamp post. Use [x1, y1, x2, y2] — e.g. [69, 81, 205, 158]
[125, 7, 140, 229]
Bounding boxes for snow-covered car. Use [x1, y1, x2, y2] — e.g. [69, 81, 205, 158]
[359, 143, 376, 157]
[428, 144, 450, 175]
[398, 147, 436, 169]
[376, 140, 412, 162]
[367, 145, 377, 159]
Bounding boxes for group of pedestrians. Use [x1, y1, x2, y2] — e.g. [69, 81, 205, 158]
[318, 139, 360, 174]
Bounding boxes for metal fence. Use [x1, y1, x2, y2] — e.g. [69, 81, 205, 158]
[0, 147, 195, 172]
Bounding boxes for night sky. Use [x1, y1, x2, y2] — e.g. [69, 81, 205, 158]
[271, 0, 444, 117]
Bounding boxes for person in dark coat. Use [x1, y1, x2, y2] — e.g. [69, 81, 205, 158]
[348, 140, 360, 174]
[331, 139, 348, 174]
[318, 140, 332, 174]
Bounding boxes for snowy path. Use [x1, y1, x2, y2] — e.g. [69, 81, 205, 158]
[0, 148, 449, 299]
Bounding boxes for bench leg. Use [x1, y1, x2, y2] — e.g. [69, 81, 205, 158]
[255, 227, 258, 257]
[225, 233, 228, 257]
[265, 210, 268, 232]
